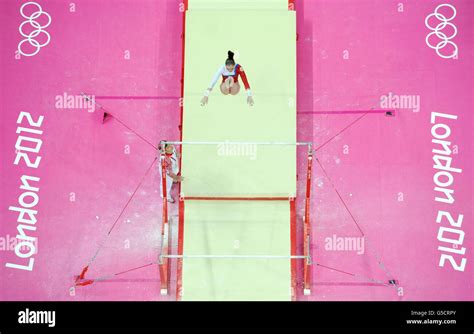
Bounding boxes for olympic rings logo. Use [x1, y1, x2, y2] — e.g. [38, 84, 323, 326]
[425, 4, 458, 59]
[18, 2, 51, 57]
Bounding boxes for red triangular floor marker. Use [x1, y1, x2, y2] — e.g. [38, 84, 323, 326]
[102, 112, 112, 124]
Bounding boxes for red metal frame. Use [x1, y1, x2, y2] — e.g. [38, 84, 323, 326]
[290, 197, 297, 300]
[158, 153, 170, 294]
[290, 0, 303, 299]
[303, 148, 313, 294]
[288, 0, 295, 11]
[172, 147, 313, 300]
[175, 0, 187, 301]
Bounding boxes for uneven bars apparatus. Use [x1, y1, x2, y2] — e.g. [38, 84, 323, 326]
[158, 140, 314, 297]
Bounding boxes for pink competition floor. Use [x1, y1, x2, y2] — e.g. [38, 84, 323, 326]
[0, 0, 472, 301]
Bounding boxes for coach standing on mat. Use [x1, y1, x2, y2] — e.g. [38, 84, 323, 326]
[200, 50, 254, 106]
[158, 141, 182, 203]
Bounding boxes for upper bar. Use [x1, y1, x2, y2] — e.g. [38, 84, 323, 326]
[163, 140, 312, 146]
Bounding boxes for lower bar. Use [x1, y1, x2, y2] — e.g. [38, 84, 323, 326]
[161, 254, 308, 259]
[183, 196, 291, 201]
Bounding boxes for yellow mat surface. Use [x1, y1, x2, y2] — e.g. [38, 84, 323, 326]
[182, 200, 292, 301]
[180, 2, 296, 300]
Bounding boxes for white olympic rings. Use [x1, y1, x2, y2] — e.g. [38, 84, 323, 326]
[425, 4, 458, 59]
[18, 2, 51, 57]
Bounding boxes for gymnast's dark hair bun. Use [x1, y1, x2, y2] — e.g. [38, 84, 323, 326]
[225, 50, 236, 65]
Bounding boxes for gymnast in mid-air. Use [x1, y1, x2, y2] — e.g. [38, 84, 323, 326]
[200, 50, 254, 106]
